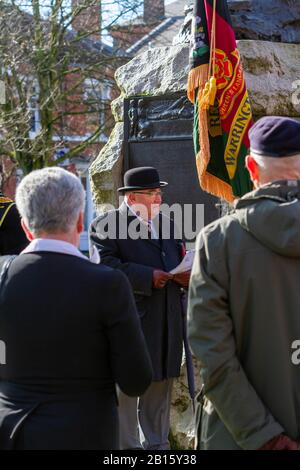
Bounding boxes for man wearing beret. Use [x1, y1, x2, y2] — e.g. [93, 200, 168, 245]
[89, 166, 189, 450]
[188, 116, 300, 450]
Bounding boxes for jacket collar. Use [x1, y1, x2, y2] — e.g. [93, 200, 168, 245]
[235, 180, 300, 210]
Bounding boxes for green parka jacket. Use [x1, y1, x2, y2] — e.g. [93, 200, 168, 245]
[188, 181, 300, 450]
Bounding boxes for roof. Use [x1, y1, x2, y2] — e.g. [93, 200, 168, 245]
[166, 0, 191, 16]
[125, 0, 192, 56]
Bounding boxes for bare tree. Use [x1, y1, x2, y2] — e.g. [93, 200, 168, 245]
[0, 0, 143, 176]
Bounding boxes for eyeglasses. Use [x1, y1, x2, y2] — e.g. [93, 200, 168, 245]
[132, 191, 164, 197]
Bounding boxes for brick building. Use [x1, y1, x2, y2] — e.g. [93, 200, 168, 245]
[0, 1, 116, 251]
[1, 0, 188, 250]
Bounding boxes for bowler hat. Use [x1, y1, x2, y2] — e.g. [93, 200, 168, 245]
[249, 116, 300, 158]
[118, 167, 168, 192]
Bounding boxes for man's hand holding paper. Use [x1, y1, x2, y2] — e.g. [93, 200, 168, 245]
[173, 271, 191, 288]
[170, 250, 195, 288]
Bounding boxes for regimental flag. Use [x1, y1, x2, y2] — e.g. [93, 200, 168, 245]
[188, 0, 253, 202]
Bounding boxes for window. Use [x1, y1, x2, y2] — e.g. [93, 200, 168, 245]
[28, 82, 41, 138]
[83, 78, 111, 133]
[76, 163, 96, 253]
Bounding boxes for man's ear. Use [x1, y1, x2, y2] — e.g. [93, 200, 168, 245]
[21, 219, 34, 241]
[76, 211, 84, 234]
[246, 155, 260, 187]
[126, 192, 136, 204]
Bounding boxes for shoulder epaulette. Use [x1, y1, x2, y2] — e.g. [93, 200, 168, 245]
[0, 196, 13, 204]
[0, 198, 15, 228]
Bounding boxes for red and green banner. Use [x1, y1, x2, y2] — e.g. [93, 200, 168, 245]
[188, 0, 253, 202]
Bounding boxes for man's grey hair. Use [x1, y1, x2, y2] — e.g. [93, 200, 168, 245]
[251, 153, 300, 182]
[16, 167, 85, 236]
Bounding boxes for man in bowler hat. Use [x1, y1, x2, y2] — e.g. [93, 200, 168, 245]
[188, 116, 300, 450]
[89, 166, 189, 450]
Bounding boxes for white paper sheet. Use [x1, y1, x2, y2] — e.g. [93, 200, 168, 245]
[170, 250, 195, 275]
[90, 245, 101, 264]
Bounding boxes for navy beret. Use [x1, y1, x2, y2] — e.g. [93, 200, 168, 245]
[249, 116, 300, 158]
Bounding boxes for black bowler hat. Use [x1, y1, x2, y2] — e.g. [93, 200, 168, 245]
[249, 116, 300, 158]
[118, 167, 168, 192]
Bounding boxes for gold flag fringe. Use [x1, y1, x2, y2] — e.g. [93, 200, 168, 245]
[187, 64, 235, 203]
[187, 65, 208, 103]
[196, 154, 235, 203]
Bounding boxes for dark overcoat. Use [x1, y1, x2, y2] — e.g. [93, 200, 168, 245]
[0, 252, 152, 449]
[89, 202, 184, 381]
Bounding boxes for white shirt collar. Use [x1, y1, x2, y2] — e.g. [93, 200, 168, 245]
[21, 238, 89, 261]
[124, 199, 143, 221]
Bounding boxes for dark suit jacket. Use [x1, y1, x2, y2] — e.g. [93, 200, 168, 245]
[89, 202, 184, 381]
[0, 252, 152, 450]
